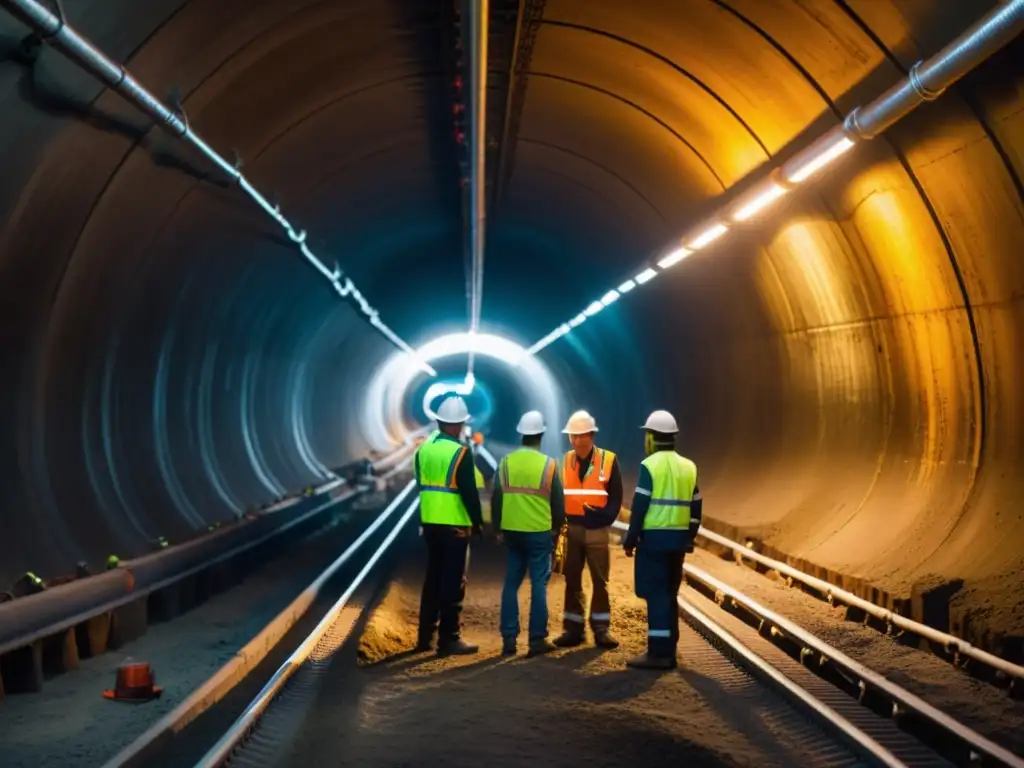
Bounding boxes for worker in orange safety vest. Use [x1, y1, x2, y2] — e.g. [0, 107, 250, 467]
[552, 410, 623, 649]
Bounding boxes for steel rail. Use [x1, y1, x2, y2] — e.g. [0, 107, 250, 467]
[678, 596, 908, 767]
[695, 527, 1024, 686]
[683, 563, 1024, 768]
[193, 489, 421, 767]
[102, 479, 419, 768]
[610, 520, 1024, 686]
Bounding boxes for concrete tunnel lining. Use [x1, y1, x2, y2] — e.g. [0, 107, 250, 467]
[0, 0, 1022, 655]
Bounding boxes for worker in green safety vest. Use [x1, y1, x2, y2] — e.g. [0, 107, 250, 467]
[621, 410, 702, 670]
[414, 396, 485, 656]
[492, 410, 566, 657]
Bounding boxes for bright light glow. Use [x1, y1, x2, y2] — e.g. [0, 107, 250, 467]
[584, 301, 604, 317]
[569, 313, 586, 327]
[635, 268, 657, 284]
[657, 248, 691, 269]
[618, 279, 636, 293]
[600, 290, 620, 307]
[687, 223, 729, 250]
[733, 183, 787, 222]
[363, 331, 565, 457]
[415, 332, 525, 367]
[786, 135, 855, 183]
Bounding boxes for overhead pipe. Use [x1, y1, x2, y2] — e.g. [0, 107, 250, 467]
[465, 0, 489, 378]
[0, 0, 435, 376]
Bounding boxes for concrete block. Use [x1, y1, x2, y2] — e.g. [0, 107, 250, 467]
[110, 598, 148, 648]
[0, 641, 43, 693]
[149, 584, 182, 623]
[41, 627, 79, 677]
[909, 578, 964, 650]
[76, 612, 112, 658]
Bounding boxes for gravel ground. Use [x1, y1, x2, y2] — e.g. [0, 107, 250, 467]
[278, 541, 838, 767]
[687, 548, 1024, 757]
[0, 505, 378, 768]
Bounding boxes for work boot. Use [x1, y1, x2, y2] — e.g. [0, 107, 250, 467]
[501, 638, 517, 657]
[552, 631, 584, 648]
[527, 638, 557, 657]
[415, 633, 434, 652]
[594, 631, 620, 649]
[437, 638, 479, 657]
[626, 653, 676, 670]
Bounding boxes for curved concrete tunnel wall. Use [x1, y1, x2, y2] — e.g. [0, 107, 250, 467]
[0, 0, 1021, 652]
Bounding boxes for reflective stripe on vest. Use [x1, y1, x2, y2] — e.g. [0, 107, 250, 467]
[416, 434, 472, 526]
[499, 448, 556, 532]
[562, 448, 616, 517]
[641, 451, 697, 531]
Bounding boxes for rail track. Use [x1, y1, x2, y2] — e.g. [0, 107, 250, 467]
[100, 480, 1020, 767]
[609, 520, 1022, 768]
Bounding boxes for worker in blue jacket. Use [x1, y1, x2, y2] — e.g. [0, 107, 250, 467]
[622, 410, 702, 670]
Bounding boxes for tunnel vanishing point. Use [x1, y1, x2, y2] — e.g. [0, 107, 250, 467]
[0, 0, 1022, 662]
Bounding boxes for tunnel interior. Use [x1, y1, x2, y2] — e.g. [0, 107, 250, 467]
[0, 0, 1022, 652]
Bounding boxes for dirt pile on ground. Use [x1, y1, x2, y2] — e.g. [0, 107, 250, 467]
[356, 576, 421, 665]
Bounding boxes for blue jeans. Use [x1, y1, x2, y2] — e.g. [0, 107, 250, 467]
[500, 531, 553, 641]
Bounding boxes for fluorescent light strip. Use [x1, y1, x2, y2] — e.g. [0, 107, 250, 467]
[733, 183, 786, 222]
[787, 135, 855, 183]
[523, 127, 864, 360]
[687, 223, 729, 250]
[635, 268, 657, 284]
[657, 248, 691, 269]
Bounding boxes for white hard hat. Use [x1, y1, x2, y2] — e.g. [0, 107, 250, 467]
[436, 397, 470, 424]
[562, 409, 599, 435]
[642, 410, 678, 434]
[516, 410, 546, 435]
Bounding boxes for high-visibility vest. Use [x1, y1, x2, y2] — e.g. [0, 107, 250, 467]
[474, 465, 485, 489]
[416, 434, 472, 526]
[498, 448, 556, 532]
[562, 447, 616, 517]
[641, 451, 697, 530]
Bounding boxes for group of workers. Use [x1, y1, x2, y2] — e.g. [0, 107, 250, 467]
[413, 397, 702, 670]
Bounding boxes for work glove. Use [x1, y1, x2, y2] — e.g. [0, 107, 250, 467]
[623, 545, 635, 558]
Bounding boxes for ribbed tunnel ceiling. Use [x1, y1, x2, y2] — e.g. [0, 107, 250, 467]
[1, 0, 1022, 648]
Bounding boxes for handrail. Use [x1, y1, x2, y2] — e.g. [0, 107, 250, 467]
[696, 527, 1024, 685]
[0, 444, 413, 657]
[678, 596, 907, 767]
[101, 479, 419, 768]
[193, 490, 421, 767]
[683, 564, 1024, 768]
[609, 520, 1024, 686]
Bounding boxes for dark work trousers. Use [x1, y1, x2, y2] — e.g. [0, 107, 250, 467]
[634, 547, 685, 658]
[562, 523, 611, 635]
[418, 524, 471, 643]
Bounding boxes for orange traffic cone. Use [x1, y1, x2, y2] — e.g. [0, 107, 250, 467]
[103, 660, 162, 702]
